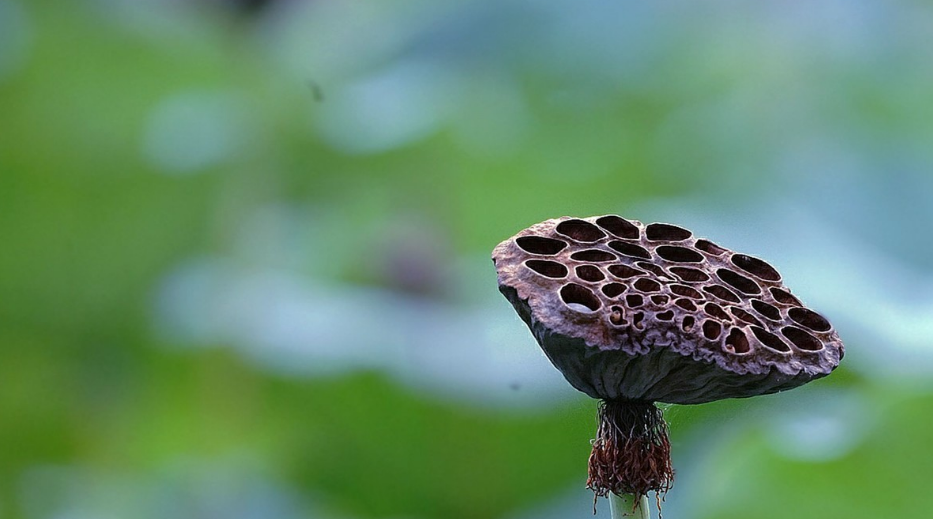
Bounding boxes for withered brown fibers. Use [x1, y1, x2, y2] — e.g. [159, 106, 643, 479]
[587, 400, 672, 499]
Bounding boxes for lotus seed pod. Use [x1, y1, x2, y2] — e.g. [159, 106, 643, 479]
[492, 215, 845, 502]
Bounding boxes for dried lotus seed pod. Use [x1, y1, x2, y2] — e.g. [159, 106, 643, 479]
[492, 215, 844, 505]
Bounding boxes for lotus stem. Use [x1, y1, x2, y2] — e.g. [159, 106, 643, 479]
[609, 492, 650, 519]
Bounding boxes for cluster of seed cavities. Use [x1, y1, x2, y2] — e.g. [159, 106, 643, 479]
[513, 215, 836, 359]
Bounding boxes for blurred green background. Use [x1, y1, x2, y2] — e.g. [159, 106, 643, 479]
[2, 0, 933, 518]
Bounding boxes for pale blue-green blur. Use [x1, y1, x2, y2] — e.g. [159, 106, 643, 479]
[2, 1, 931, 518]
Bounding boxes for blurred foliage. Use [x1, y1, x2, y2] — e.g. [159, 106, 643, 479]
[701, 390, 933, 519]
[2, 1, 932, 518]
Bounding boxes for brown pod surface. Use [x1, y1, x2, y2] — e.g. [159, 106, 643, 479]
[492, 215, 844, 405]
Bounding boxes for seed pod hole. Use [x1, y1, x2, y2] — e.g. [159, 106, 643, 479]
[556, 219, 606, 242]
[703, 285, 740, 303]
[601, 283, 626, 298]
[669, 267, 710, 283]
[645, 223, 692, 242]
[651, 294, 670, 306]
[704, 302, 731, 322]
[788, 307, 832, 332]
[656, 246, 704, 263]
[560, 283, 601, 312]
[724, 328, 751, 354]
[782, 326, 823, 351]
[681, 315, 696, 332]
[694, 239, 727, 256]
[609, 306, 625, 325]
[596, 215, 639, 239]
[626, 294, 644, 308]
[674, 298, 697, 312]
[516, 236, 567, 255]
[633, 278, 662, 293]
[702, 320, 722, 340]
[751, 299, 781, 321]
[637, 262, 673, 280]
[571, 249, 617, 262]
[525, 260, 569, 278]
[576, 265, 606, 282]
[632, 311, 645, 329]
[751, 326, 791, 353]
[770, 287, 801, 306]
[608, 264, 645, 279]
[717, 268, 761, 295]
[732, 254, 781, 282]
[731, 307, 763, 327]
[670, 284, 703, 300]
[608, 241, 651, 260]
[657, 310, 675, 321]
